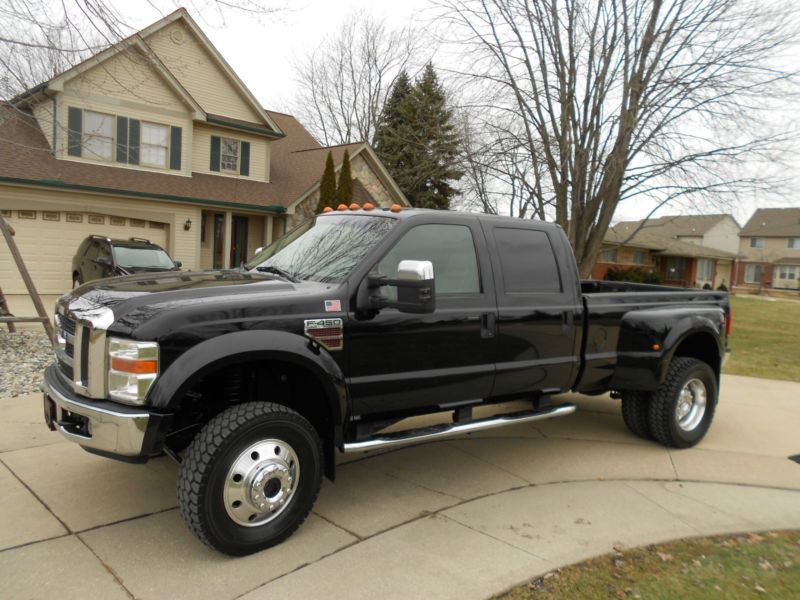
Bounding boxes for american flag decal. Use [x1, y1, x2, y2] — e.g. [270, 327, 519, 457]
[324, 299, 342, 312]
[304, 318, 343, 351]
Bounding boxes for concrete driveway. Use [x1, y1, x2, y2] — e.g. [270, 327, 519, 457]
[2, 374, 799, 600]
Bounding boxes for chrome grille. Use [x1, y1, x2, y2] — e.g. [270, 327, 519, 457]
[54, 301, 112, 399]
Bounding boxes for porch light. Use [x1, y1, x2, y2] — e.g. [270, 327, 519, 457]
[184, 218, 192, 231]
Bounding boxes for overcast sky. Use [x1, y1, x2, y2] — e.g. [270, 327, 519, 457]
[101, 1, 800, 224]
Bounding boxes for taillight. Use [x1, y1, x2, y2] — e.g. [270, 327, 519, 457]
[725, 306, 732, 336]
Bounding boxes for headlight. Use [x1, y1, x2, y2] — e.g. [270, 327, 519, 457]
[108, 337, 159, 404]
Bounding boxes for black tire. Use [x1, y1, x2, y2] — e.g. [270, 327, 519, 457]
[620, 391, 653, 440]
[177, 402, 322, 556]
[648, 357, 717, 449]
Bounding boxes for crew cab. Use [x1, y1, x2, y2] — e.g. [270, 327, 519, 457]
[42, 207, 730, 555]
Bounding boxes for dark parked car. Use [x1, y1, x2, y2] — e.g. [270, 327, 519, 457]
[71, 236, 181, 285]
[45, 208, 730, 556]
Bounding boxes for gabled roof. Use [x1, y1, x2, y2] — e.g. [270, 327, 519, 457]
[740, 207, 800, 237]
[604, 224, 739, 260]
[612, 214, 736, 239]
[10, 8, 283, 137]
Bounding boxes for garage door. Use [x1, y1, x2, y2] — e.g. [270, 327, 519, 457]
[1, 210, 169, 295]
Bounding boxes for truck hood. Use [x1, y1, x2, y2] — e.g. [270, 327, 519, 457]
[59, 270, 342, 339]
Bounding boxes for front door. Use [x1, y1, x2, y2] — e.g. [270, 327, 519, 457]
[230, 216, 249, 267]
[346, 216, 497, 418]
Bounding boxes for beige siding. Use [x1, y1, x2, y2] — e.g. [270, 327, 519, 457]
[64, 46, 187, 111]
[145, 22, 263, 123]
[54, 92, 193, 177]
[738, 236, 800, 262]
[32, 101, 55, 150]
[0, 184, 202, 296]
[703, 218, 741, 254]
[192, 124, 269, 182]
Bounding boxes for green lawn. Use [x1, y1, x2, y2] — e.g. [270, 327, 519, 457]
[723, 295, 800, 382]
[499, 531, 800, 600]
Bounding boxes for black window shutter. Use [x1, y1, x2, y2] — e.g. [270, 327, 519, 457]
[240, 141, 250, 176]
[116, 116, 128, 163]
[210, 136, 221, 171]
[128, 119, 140, 165]
[67, 107, 82, 157]
[169, 126, 182, 170]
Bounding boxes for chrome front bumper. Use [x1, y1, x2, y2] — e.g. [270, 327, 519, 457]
[42, 365, 164, 459]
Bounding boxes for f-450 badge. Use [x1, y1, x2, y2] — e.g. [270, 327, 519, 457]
[303, 318, 343, 351]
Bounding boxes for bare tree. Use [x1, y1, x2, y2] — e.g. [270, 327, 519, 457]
[438, 0, 799, 276]
[291, 11, 427, 146]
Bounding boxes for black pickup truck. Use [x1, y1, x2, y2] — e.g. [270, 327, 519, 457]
[43, 207, 731, 555]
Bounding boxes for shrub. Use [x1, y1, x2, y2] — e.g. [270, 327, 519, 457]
[605, 266, 663, 284]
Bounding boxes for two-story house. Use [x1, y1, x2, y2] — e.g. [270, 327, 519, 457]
[595, 214, 741, 288]
[736, 207, 800, 290]
[0, 9, 409, 318]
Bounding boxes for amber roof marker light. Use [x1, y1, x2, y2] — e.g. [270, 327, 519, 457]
[390, 204, 402, 213]
[337, 204, 348, 211]
[322, 207, 333, 213]
[349, 203, 360, 210]
[363, 203, 375, 210]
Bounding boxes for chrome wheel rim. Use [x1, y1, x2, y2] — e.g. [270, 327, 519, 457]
[675, 378, 707, 432]
[224, 439, 300, 527]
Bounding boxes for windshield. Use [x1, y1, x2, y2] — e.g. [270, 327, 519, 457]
[247, 215, 396, 283]
[113, 246, 175, 269]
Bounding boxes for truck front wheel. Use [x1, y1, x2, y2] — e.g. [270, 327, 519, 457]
[177, 402, 322, 556]
[648, 357, 717, 449]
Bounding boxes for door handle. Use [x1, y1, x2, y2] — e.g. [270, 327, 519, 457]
[481, 313, 496, 339]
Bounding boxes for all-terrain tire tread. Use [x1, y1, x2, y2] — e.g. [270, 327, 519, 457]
[648, 357, 713, 448]
[620, 391, 652, 440]
[177, 402, 322, 553]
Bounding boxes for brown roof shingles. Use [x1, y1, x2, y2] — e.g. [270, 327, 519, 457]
[739, 207, 800, 238]
[0, 103, 357, 213]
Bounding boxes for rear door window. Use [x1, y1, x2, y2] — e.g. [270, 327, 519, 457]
[493, 227, 561, 293]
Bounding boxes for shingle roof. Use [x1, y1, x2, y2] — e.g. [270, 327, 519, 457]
[739, 207, 800, 237]
[0, 103, 367, 212]
[604, 223, 739, 260]
[612, 214, 734, 238]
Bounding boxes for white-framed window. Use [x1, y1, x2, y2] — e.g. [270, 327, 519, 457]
[749, 237, 764, 248]
[697, 258, 714, 282]
[632, 250, 647, 265]
[778, 265, 797, 280]
[83, 110, 114, 160]
[744, 264, 763, 284]
[789, 238, 800, 249]
[141, 122, 169, 168]
[600, 248, 617, 263]
[221, 137, 240, 172]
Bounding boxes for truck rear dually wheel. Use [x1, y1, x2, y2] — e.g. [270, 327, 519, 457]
[648, 357, 717, 449]
[620, 391, 653, 440]
[177, 402, 322, 556]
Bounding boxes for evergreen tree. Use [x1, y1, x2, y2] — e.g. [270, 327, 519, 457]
[317, 152, 337, 211]
[374, 65, 462, 209]
[336, 149, 353, 204]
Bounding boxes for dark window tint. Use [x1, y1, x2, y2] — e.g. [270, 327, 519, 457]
[494, 228, 561, 293]
[96, 242, 112, 263]
[379, 224, 481, 295]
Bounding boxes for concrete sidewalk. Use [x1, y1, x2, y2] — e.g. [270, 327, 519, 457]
[1, 374, 799, 600]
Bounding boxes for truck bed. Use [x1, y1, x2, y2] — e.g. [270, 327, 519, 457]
[576, 280, 729, 393]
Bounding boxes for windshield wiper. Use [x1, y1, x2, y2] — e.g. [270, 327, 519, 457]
[255, 265, 300, 282]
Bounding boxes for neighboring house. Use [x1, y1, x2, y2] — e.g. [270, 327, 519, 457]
[0, 9, 408, 318]
[595, 214, 741, 288]
[736, 207, 800, 290]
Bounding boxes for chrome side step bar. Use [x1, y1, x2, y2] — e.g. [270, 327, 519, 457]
[343, 403, 576, 453]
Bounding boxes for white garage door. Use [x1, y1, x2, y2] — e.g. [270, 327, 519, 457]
[1, 210, 169, 295]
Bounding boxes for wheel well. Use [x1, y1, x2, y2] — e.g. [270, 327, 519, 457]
[672, 332, 720, 378]
[168, 359, 337, 480]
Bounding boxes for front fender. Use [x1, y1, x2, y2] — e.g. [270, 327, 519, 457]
[147, 330, 347, 442]
[610, 307, 724, 391]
